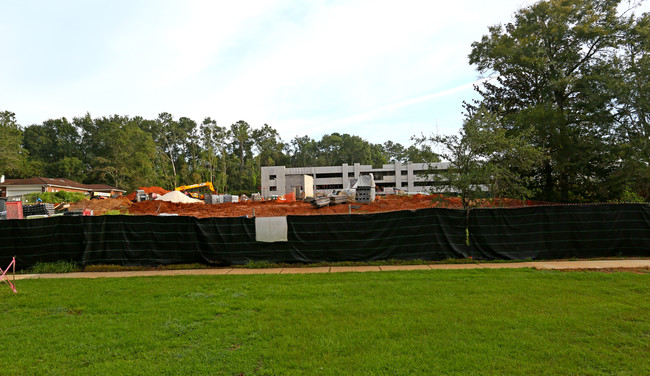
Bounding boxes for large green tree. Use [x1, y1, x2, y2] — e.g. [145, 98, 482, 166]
[87, 115, 158, 191]
[288, 136, 319, 167]
[467, 0, 643, 201]
[0, 110, 28, 178]
[383, 141, 440, 164]
[140, 113, 194, 188]
[316, 133, 387, 167]
[611, 12, 650, 199]
[417, 108, 543, 208]
[200, 118, 229, 192]
[227, 121, 255, 192]
[22, 117, 84, 180]
[253, 124, 288, 189]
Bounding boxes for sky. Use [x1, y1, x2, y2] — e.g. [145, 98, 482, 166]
[3, 0, 642, 147]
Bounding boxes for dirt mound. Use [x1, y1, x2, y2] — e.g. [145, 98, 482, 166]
[68, 196, 133, 215]
[126, 186, 170, 201]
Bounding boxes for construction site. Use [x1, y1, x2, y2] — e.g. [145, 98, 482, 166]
[1, 175, 648, 270]
[66, 182, 533, 218]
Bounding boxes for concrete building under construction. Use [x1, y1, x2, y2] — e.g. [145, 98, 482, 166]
[260, 162, 451, 198]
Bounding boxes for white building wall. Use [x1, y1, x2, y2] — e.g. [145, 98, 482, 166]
[260, 162, 452, 199]
[4, 185, 44, 197]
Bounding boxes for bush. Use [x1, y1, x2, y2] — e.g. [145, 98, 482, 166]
[617, 187, 647, 203]
[243, 260, 273, 269]
[26, 260, 82, 274]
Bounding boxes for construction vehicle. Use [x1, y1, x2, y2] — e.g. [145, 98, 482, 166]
[89, 191, 110, 200]
[174, 182, 216, 200]
[135, 190, 149, 202]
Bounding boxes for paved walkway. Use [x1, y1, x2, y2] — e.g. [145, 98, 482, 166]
[12, 259, 650, 280]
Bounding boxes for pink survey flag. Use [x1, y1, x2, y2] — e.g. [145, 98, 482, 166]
[0, 257, 17, 293]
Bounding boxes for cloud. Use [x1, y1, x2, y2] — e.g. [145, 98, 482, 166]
[331, 79, 485, 125]
[12, 0, 640, 147]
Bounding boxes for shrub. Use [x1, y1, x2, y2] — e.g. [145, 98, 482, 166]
[26, 260, 82, 274]
[617, 187, 647, 203]
[244, 260, 273, 269]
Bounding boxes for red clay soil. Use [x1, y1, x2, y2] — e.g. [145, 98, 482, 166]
[70, 194, 537, 218]
[129, 194, 461, 218]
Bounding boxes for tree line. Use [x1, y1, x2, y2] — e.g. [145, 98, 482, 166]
[1, 0, 648, 203]
[0, 111, 435, 194]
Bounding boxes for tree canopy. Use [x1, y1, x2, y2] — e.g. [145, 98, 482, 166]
[416, 108, 543, 208]
[0, 111, 28, 177]
[467, 0, 649, 201]
[1, 110, 429, 193]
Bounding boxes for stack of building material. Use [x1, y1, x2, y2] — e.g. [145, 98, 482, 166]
[252, 193, 263, 202]
[311, 196, 330, 208]
[64, 209, 84, 216]
[354, 174, 376, 203]
[330, 195, 348, 205]
[223, 195, 239, 203]
[22, 203, 53, 217]
[204, 194, 220, 204]
[355, 187, 374, 203]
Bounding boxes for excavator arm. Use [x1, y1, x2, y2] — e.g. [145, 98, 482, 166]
[174, 182, 216, 199]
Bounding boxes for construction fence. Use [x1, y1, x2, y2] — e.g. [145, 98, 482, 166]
[0, 204, 648, 269]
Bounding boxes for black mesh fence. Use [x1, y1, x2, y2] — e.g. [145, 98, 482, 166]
[0, 208, 467, 269]
[1, 204, 648, 269]
[287, 208, 468, 262]
[468, 204, 650, 260]
[0, 216, 84, 267]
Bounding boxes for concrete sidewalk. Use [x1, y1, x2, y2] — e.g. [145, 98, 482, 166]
[12, 259, 650, 280]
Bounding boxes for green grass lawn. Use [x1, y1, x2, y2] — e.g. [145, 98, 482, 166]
[1, 269, 648, 375]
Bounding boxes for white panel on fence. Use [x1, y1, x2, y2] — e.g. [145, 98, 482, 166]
[255, 216, 288, 242]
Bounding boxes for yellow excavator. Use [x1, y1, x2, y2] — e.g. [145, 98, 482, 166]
[174, 182, 216, 200]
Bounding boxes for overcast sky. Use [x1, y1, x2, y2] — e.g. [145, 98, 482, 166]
[4, 0, 642, 146]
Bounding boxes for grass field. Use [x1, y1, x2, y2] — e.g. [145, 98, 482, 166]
[2, 269, 648, 375]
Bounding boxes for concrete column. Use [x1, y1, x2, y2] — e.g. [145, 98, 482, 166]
[342, 163, 349, 189]
[276, 166, 287, 196]
[394, 161, 402, 189]
[407, 163, 415, 193]
[354, 163, 361, 178]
